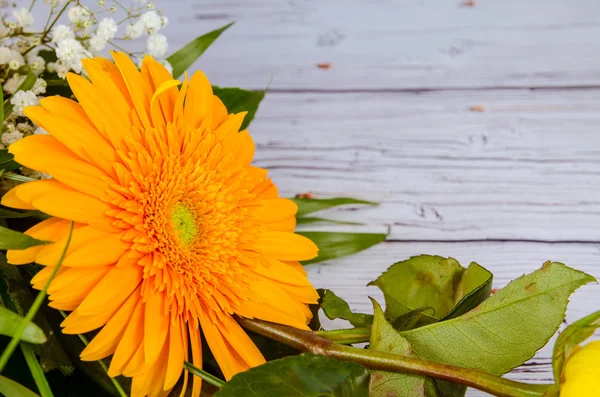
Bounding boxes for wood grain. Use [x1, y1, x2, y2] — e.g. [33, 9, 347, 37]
[254, 89, 600, 241]
[165, 0, 600, 90]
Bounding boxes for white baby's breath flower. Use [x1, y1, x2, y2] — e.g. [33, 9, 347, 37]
[125, 22, 144, 39]
[97, 18, 118, 41]
[12, 8, 34, 28]
[51, 24, 75, 43]
[161, 59, 173, 75]
[160, 16, 169, 28]
[89, 35, 107, 52]
[32, 78, 47, 95]
[140, 11, 162, 34]
[109, 6, 116, 13]
[8, 60, 20, 70]
[146, 33, 168, 57]
[146, 2, 155, 10]
[1, 129, 24, 146]
[55, 62, 70, 78]
[67, 5, 91, 26]
[56, 38, 91, 74]
[0, 47, 25, 66]
[97, 0, 106, 7]
[10, 90, 39, 116]
[46, 62, 56, 73]
[3, 73, 25, 95]
[26, 53, 46, 75]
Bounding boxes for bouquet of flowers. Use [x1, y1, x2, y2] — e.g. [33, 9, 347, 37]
[0, 1, 597, 397]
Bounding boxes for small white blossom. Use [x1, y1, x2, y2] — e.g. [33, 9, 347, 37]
[146, 2, 155, 10]
[10, 90, 39, 116]
[8, 59, 20, 70]
[32, 78, 47, 95]
[3, 73, 25, 95]
[97, 0, 105, 7]
[46, 62, 56, 73]
[96, 18, 118, 41]
[51, 24, 75, 43]
[12, 8, 34, 28]
[109, 6, 116, 13]
[89, 35, 107, 52]
[56, 38, 90, 74]
[161, 59, 173, 75]
[26, 53, 46, 75]
[140, 11, 162, 34]
[125, 22, 144, 39]
[146, 33, 168, 57]
[160, 16, 169, 28]
[67, 5, 90, 26]
[34, 126, 49, 135]
[55, 62, 69, 79]
[0, 47, 25, 66]
[1, 130, 23, 145]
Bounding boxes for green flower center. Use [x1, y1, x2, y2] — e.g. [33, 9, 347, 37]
[171, 204, 197, 246]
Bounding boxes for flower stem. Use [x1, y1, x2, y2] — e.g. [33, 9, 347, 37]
[183, 361, 226, 389]
[238, 318, 552, 397]
[315, 327, 371, 345]
[0, 222, 74, 372]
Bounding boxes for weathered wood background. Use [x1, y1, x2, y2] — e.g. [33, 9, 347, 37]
[164, 1, 600, 394]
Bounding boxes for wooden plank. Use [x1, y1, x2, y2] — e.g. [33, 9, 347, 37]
[251, 89, 600, 241]
[306, 241, 600, 396]
[165, 0, 600, 89]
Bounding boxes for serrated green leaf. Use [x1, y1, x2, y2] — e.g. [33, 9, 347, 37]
[320, 289, 373, 328]
[0, 375, 39, 397]
[400, 262, 595, 375]
[441, 262, 493, 320]
[212, 86, 265, 130]
[0, 226, 48, 250]
[292, 197, 378, 217]
[369, 299, 425, 397]
[552, 309, 600, 383]
[0, 306, 46, 344]
[3, 70, 37, 117]
[298, 231, 386, 265]
[369, 256, 492, 324]
[214, 353, 370, 397]
[167, 22, 234, 78]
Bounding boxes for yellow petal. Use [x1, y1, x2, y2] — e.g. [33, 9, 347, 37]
[111, 51, 152, 130]
[257, 231, 318, 261]
[1, 186, 35, 210]
[183, 71, 213, 129]
[6, 218, 70, 265]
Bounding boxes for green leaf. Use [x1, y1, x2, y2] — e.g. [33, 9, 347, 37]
[400, 262, 594, 376]
[298, 231, 386, 265]
[0, 207, 42, 219]
[0, 306, 46, 344]
[292, 197, 378, 217]
[3, 70, 37, 117]
[214, 353, 370, 397]
[0, 226, 48, 250]
[441, 262, 493, 320]
[212, 86, 265, 130]
[296, 217, 362, 226]
[320, 289, 373, 328]
[0, 150, 21, 173]
[552, 309, 600, 383]
[0, 375, 39, 397]
[369, 299, 425, 397]
[167, 22, 234, 78]
[369, 256, 492, 322]
[390, 307, 437, 331]
[0, 255, 74, 376]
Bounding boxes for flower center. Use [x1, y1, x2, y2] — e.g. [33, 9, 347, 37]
[170, 203, 197, 246]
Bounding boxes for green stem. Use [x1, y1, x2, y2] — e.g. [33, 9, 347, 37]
[316, 328, 370, 345]
[238, 318, 551, 397]
[0, 222, 73, 372]
[20, 344, 54, 397]
[184, 361, 226, 389]
[2, 173, 35, 183]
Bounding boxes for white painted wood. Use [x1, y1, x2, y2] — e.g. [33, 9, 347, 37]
[164, 0, 600, 90]
[307, 241, 600, 396]
[254, 89, 600, 241]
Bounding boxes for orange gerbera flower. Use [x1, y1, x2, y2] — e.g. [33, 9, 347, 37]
[2, 52, 319, 397]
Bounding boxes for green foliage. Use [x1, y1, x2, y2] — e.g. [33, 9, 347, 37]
[369, 255, 492, 323]
[369, 299, 425, 397]
[400, 262, 594, 376]
[552, 309, 600, 383]
[0, 306, 46, 344]
[3, 70, 37, 117]
[292, 197, 378, 217]
[0, 150, 21, 173]
[167, 22, 234, 79]
[0, 226, 48, 250]
[320, 289, 373, 328]
[214, 353, 370, 397]
[0, 375, 39, 397]
[298, 231, 387, 265]
[212, 86, 265, 130]
[0, 208, 44, 219]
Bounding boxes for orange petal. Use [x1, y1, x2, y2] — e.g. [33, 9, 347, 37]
[183, 71, 213, 129]
[144, 291, 169, 365]
[189, 321, 203, 396]
[111, 51, 152, 130]
[164, 317, 185, 390]
[211, 95, 228, 129]
[107, 295, 144, 377]
[6, 218, 70, 265]
[257, 231, 318, 261]
[1, 186, 35, 210]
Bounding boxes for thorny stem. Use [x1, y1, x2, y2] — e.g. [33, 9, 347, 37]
[238, 318, 554, 397]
